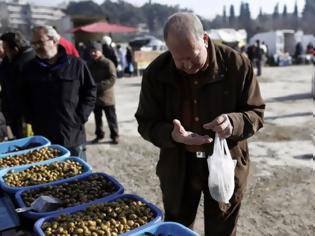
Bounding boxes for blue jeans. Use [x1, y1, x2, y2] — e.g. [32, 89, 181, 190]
[67, 144, 87, 162]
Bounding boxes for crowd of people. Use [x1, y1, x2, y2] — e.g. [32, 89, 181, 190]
[0, 26, 129, 154]
[0, 14, 266, 236]
[77, 36, 134, 78]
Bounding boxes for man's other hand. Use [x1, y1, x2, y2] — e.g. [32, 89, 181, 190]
[171, 119, 213, 145]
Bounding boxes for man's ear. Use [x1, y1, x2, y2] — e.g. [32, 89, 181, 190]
[203, 32, 209, 43]
[203, 32, 209, 48]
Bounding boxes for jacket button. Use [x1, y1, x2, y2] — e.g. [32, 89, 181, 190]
[194, 80, 199, 85]
[193, 99, 197, 104]
[194, 117, 199, 122]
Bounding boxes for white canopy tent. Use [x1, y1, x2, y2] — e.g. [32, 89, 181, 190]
[207, 29, 247, 48]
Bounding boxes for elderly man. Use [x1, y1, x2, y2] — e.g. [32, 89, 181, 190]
[87, 41, 119, 144]
[22, 25, 96, 160]
[135, 13, 265, 235]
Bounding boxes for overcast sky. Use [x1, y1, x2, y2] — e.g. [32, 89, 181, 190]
[29, 0, 305, 19]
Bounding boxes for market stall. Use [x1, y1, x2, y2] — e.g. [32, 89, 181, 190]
[0, 136, 198, 236]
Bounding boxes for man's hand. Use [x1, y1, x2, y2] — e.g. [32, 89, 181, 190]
[203, 114, 233, 138]
[171, 119, 212, 145]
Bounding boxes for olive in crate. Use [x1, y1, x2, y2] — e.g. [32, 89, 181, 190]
[3, 160, 83, 187]
[22, 175, 118, 208]
[41, 198, 155, 236]
[0, 147, 61, 168]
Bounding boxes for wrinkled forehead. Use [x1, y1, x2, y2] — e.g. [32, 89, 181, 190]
[32, 29, 49, 40]
[167, 32, 201, 52]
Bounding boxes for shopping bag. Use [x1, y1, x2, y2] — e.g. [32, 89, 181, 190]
[207, 133, 237, 204]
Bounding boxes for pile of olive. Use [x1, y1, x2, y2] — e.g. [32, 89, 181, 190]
[42, 198, 155, 236]
[22, 174, 117, 208]
[0, 147, 61, 168]
[4, 160, 83, 187]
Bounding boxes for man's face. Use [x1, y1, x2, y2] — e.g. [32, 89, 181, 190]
[31, 29, 58, 59]
[166, 32, 208, 75]
[89, 49, 102, 61]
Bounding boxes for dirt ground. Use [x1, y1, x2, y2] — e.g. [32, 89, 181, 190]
[84, 65, 314, 236]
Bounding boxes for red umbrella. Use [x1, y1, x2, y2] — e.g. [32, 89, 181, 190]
[71, 21, 138, 33]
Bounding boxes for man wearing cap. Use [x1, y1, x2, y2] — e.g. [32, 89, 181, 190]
[88, 41, 119, 144]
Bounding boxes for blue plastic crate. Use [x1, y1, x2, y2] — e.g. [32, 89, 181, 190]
[15, 172, 124, 220]
[0, 144, 70, 170]
[127, 222, 199, 236]
[0, 136, 51, 158]
[0, 157, 92, 194]
[0, 193, 20, 231]
[34, 194, 163, 236]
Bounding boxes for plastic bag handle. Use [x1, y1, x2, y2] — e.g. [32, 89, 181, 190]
[213, 133, 223, 156]
[213, 133, 232, 161]
[222, 139, 232, 160]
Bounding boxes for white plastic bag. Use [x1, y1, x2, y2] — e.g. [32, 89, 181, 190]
[207, 133, 237, 204]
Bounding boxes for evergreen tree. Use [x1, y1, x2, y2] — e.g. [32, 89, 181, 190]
[223, 6, 227, 26]
[291, 1, 299, 30]
[258, 7, 263, 21]
[273, 3, 279, 19]
[244, 3, 251, 20]
[229, 5, 236, 26]
[293, 1, 298, 18]
[303, 0, 315, 18]
[302, 0, 315, 34]
[282, 5, 287, 18]
[239, 2, 245, 21]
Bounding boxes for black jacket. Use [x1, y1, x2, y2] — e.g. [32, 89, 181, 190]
[0, 47, 35, 123]
[102, 44, 118, 67]
[22, 46, 96, 148]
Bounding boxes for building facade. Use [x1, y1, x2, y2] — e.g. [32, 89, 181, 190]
[0, 0, 71, 39]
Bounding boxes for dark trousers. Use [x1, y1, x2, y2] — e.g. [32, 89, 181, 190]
[8, 115, 24, 139]
[94, 105, 119, 140]
[67, 144, 87, 161]
[255, 59, 262, 76]
[164, 152, 241, 236]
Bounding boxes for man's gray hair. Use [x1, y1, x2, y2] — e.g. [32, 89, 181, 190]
[32, 25, 60, 40]
[163, 12, 204, 41]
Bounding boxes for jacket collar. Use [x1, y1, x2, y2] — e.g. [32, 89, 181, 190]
[35, 45, 70, 69]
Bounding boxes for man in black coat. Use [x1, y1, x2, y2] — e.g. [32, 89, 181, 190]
[0, 31, 35, 138]
[102, 36, 118, 68]
[22, 25, 96, 160]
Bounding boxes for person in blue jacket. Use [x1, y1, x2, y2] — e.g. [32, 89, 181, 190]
[22, 25, 96, 161]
